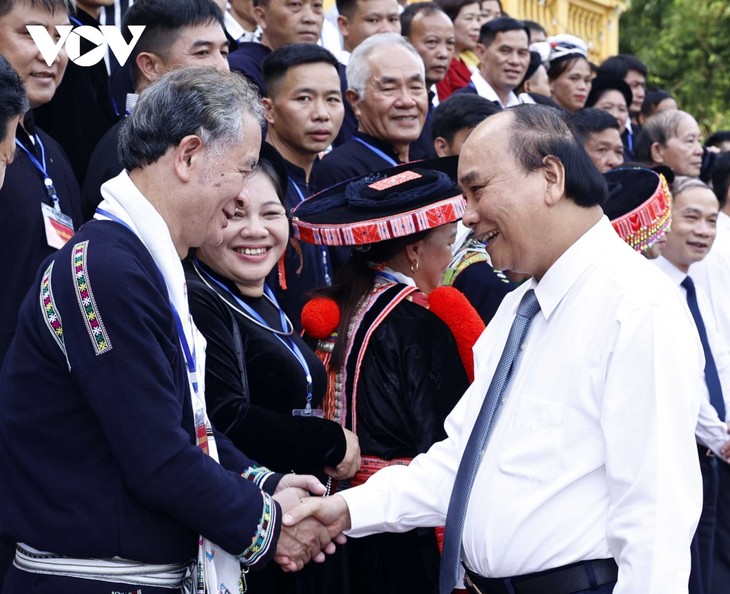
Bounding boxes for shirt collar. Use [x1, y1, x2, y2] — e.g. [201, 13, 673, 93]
[653, 254, 687, 287]
[531, 216, 616, 319]
[470, 72, 520, 108]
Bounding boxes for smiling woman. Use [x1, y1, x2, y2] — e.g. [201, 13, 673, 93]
[184, 143, 358, 594]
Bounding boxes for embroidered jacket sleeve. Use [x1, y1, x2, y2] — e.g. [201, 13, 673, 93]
[186, 272, 346, 474]
[23, 225, 280, 564]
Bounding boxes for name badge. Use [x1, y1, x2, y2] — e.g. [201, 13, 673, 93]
[293, 406, 324, 418]
[41, 203, 74, 249]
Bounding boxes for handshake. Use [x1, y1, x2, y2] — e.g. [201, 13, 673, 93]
[271, 474, 353, 571]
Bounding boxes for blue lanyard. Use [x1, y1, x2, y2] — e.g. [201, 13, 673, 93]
[195, 259, 315, 407]
[95, 207, 199, 392]
[15, 136, 61, 211]
[353, 136, 398, 166]
[289, 177, 332, 285]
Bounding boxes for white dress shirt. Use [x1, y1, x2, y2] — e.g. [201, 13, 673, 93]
[653, 256, 730, 454]
[469, 71, 522, 109]
[692, 211, 730, 345]
[342, 217, 703, 594]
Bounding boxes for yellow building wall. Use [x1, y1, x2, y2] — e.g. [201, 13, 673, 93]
[494, 0, 625, 63]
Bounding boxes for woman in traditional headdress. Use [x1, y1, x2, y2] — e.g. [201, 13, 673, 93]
[293, 157, 484, 594]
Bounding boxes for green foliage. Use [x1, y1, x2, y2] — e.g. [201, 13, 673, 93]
[619, 0, 730, 134]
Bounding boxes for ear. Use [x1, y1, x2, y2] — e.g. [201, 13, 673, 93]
[542, 155, 565, 206]
[650, 141, 665, 165]
[337, 14, 349, 38]
[434, 136, 450, 157]
[405, 241, 420, 263]
[135, 52, 164, 84]
[474, 42, 486, 62]
[253, 5, 267, 29]
[262, 97, 275, 125]
[173, 134, 205, 183]
[346, 89, 361, 117]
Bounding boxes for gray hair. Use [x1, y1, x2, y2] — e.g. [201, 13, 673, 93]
[118, 67, 263, 170]
[635, 110, 696, 164]
[0, 0, 74, 17]
[346, 32, 425, 98]
[671, 175, 712, 199]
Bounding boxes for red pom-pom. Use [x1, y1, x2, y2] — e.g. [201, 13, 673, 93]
[428, 286, 486, 382]
[301, 297, 341, 339]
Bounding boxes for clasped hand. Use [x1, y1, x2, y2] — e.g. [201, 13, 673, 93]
[272, 474, 348, 571]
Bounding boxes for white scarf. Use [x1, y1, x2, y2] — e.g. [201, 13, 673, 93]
[96, 171, 244, 594]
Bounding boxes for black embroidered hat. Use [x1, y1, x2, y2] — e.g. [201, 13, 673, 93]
[603, 166, 672, 253]
[291, 157, 465, 246]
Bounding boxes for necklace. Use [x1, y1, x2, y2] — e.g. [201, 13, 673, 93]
[192, 259, 294, 336]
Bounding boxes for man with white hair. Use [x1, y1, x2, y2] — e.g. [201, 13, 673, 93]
[316, 32, 428, 188]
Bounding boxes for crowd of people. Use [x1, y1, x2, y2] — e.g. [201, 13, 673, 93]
[1, 0, 730, 593]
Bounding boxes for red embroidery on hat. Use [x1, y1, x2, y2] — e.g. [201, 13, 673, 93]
[368, 170, 421, 191]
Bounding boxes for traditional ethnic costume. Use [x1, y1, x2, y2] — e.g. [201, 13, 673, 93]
[293, 158, 483, 594]
[0, 171, 282, 594]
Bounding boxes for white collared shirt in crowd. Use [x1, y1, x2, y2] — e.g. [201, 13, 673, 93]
[654, 255, 730, 452]
[469, 71, 522, 109]
[342, 216, 703, 594]
[692, 211, 730, 346]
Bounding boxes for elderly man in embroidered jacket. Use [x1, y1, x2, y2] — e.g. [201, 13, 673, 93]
[0, 67, 338, 594]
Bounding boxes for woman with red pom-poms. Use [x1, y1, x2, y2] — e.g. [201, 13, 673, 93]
[294, 157, 485, 594]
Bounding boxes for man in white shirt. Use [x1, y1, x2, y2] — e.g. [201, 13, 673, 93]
[458, 17, 530, 109]
[283, 104, 703, 594]
[654, 174, 730, 594]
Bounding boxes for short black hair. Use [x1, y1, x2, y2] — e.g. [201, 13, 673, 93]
[567, 108, 620, 144]
[262, 44, 341, 98]
[435, 0, 479, 22]
[478, 16, 529, 46]
[123, 0, 226, 80]
[712, 152, 730, 209]
[706, 130, 730, 150]
[597, 54, 648, 79]
[0, 0, 73, 18]
[400, 2, 444, 38]
[0, 56, 28, 142]
[640, 89, 674, 118]
[336, 0, 361, 18]
[431, 93, 499, 143]
[508, 104, 608, 207]
[523, 19, 546, 38]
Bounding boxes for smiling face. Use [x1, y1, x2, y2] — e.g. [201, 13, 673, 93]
[407, 10, 455, 86]
[264, 61, 344, 163]
[662, 186, 719, 273]
[196, 170, 289, 297]
[452, 2, 481, 53]
[477, 29, 530, 98]
[410, 222, 458, 293]
[186, 114, 262, 250]
[652, 113, 704, 177]
[459, 113, 553, 277]
[0, 1, 70, 109]
[549, 57, 592, 112]
[338, 0, 400, 53]
[349, 44, 428, 154]
[256, 0, 324, 49]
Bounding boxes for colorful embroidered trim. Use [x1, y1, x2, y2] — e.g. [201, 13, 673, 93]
[241, 466, 275, 489]
[40, 262, 66, 357]
[239, 492, 276, 566]
[292, 195, 466, 246]
[72, 241, 112, 355]
[611, 174, 672, 253]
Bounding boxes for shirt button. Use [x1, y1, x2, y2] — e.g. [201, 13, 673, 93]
[520, 342, 526, 351]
